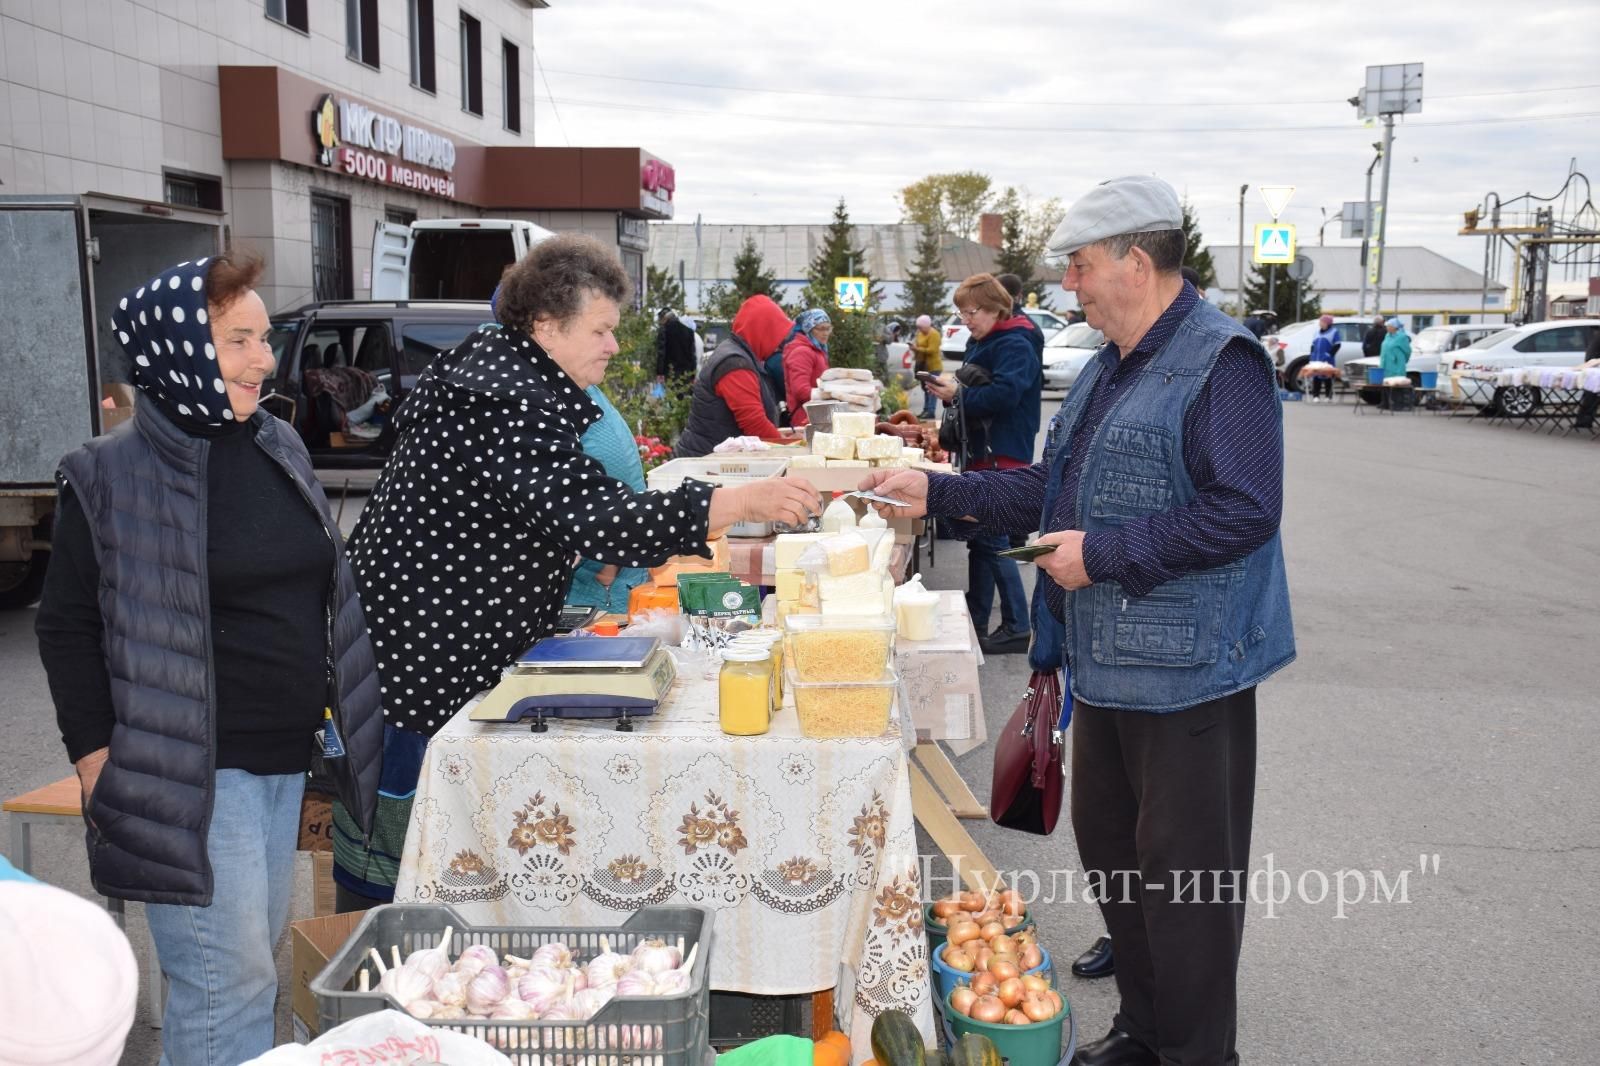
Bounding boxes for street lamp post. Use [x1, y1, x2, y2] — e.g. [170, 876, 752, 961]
[1358, 145, 1382, 316]
[1353, 63, 1423, 318]
[1236, 184, 1247, 318]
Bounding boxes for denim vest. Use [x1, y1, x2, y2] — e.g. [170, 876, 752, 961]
[1030, 300, 1295, 712]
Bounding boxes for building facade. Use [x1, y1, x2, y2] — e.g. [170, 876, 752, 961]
[1, 0, 675, 325]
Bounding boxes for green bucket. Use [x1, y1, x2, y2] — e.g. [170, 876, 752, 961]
[943, 987, 1069, 1066]
[924, 904, 1032, 958]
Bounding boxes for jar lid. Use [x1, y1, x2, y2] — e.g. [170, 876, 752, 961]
[731, 630, 782, 646]
[721, 646, 771, 663]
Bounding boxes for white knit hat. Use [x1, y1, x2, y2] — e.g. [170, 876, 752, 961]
[0, 881, 138, 1065]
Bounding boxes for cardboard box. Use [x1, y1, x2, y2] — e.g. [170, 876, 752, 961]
[99, 384, 136, 434]
[312, 851, 337, 918]
[290, 910, 365, 1039]
[298, 793, 334, 852]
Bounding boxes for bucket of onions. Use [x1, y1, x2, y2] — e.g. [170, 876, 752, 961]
[945, 979, 1068, 1065]
[924, 889, 1030, 954]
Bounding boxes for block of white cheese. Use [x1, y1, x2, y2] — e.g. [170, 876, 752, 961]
[819, 532, 870, 577]
[818, 571, 893, 617]
[810, 432, 855, 460]
[872, 457, 912, 469]
[775, 568, 805, 603]
[787, 453, 827, 469]
[831, 410, 877, 439]
[853, 435, 902, 460]
[826, 459, 869, 468]
[774, 532, 828, 569]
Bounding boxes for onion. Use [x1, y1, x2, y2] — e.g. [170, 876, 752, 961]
[1020, 943, 1043, 971]
[970, 972, 998, 997]
[466, 964, 511, 1013]
[988, 959, 1020, 982]
[940, 946, 974, 972]
[1004, 1008, 1031, 1025]
[988, 934, 1016, 957]
[949, 987, 978, 1017]
[959, 891, 985, 912]
[996, 977, 1024, 1009]
[931, 900, 962, 921]
[998, 890, 1025, 915]
[972, 944, 993, 972]
[1020, 974, 1051, 995]
[1021, 991, 1056, 1022]
[969, 994, 1006, 1023]
[978, 921, 1005, 942]
[947, 920, 981, 947]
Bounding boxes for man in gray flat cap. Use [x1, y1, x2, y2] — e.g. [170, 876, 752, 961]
[860, 174, 1295, 1066]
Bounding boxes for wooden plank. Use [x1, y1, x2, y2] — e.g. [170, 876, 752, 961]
[911, 742, 987, 819]
[811, 987, 834, 1039]
[908, 763, 1000, 895]
[2, 775, 81, 817]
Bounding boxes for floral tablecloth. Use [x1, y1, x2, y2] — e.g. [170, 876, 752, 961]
[394, 665, 935, 1058]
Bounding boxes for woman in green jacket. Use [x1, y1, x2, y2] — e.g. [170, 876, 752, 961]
[1380, 317, 1412, 380]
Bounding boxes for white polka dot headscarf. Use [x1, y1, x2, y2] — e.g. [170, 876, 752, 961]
[111, 257, 235, 427]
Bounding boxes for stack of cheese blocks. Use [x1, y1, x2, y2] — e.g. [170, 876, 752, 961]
[811, 367, 882, 410]
[772, 527, 895, 625]
[795, 409, 922, 472]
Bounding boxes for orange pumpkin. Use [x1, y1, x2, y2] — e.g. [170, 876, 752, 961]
[813, 1038, 850, 1066]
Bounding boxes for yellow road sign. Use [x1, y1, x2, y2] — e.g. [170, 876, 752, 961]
[1253, 224, 1296, 265]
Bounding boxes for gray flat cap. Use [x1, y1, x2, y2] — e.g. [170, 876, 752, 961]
[1045, 175, 1183, 264]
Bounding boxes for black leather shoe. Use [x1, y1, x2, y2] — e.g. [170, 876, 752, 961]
[978, 627, 1030, 654]
[1073, 1028, 1158, 1066]
[1070, 934, 1115, 979]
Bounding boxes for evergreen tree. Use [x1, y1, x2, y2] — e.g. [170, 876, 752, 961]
[1180, 200, 1217, 289]
[901, 222, 949, 319]
[1241, 259, 1320, 323]
[801, 198, 884, 313]
[645, 264, 685, 312]
[993, 189, 1050, 306]
[729, 235, 784, 306]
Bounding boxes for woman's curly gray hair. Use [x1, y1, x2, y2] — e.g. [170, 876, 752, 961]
[496, 233, 633, 329]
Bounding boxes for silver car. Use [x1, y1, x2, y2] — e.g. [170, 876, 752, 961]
[1042, 323, 1106, 391]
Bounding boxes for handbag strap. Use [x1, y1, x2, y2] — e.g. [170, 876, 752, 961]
[1026, 670, 1061, 788]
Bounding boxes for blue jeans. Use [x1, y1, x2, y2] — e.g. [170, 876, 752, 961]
[145, 769, 305, 1066]
[966, 532, 1029, 635]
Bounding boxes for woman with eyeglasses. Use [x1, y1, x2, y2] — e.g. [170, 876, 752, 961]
[922, 273, 1043, 654]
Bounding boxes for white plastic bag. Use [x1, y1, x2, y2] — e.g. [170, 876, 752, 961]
[242, 1010, 512, 1066]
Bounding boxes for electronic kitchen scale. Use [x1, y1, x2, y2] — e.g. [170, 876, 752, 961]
[469, 635, 677, 732]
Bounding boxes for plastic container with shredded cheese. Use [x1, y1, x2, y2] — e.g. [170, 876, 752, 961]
[787, 668, 898, 738]
[782, 614, 895, 682]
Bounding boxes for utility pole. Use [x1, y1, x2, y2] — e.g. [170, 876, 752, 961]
[1358, 145, 1381, 316]
[1373, 112, 1396, 308]
[1236, 185, 1247, 318]
[1353, 63, 1423, 315]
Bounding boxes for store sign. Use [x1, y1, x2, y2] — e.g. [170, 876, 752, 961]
[640, 158, 676, 218]
[618, 216, 650, 252]
[311, 93, 458, 200]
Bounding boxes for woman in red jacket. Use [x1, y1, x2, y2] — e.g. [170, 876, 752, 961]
[782, 309, 833, 427]
[674, 295, 797, 457]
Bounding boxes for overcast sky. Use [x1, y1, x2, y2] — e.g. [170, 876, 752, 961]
[528, 0, 1599, 279]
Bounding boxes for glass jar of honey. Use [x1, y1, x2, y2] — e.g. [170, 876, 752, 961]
[719, 646, 773, 736]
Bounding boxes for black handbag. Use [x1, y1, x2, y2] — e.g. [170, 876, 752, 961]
[989, 669, 1067, 835]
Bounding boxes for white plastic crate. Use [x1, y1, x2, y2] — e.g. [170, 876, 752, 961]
[645, 456, 790, 494]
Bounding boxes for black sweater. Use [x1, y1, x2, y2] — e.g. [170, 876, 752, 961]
[37, 421, 334, 773]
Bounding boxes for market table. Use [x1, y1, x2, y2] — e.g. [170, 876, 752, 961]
[393, 664, 936, 1061]
[1451, 366, 1600, 437]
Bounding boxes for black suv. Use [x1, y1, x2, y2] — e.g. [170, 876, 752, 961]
[264, 300, 491, 468]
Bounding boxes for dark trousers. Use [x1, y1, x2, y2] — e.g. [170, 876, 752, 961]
[966, 532, 1029, 635]
[1309, 375, 1333, 398]
[1070, 688, 1257, 1066]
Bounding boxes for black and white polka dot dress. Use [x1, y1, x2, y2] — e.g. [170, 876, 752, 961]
[346, 325, 714, 736]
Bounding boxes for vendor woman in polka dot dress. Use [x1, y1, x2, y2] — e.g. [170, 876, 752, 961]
[330, 235, 821, 909]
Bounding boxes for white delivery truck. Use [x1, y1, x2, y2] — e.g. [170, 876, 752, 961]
[369, 218, 556, 301]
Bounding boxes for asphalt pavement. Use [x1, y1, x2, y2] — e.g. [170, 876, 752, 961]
[2, 396, 1596, 1063]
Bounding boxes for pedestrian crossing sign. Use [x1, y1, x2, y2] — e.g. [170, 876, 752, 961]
[834, 276, 868, 312]
[1253, 224, 1296, 265]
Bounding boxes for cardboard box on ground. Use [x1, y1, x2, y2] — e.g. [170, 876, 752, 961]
[289, 911, 365, 1042]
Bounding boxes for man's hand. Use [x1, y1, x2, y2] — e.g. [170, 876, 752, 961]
[76, 747, 109, 806]
[856, 469, 929, 519]
[1033, 529, 1092, 591]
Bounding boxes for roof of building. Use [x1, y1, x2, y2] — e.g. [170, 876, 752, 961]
[647, 223, 1063, 284]
[1205, 245, 1505, 293]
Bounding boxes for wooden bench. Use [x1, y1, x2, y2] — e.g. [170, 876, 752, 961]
[4, 774, 165, 1026]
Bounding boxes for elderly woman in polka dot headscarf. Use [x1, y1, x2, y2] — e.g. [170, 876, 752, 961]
[330, 234, 820, 909]
[34, 251, 384, 1062]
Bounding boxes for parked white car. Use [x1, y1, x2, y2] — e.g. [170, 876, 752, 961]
[940, 308, 1070, 360]
[1436, 319, 1600, 414]
[1042, 323, 1106, 391]
[1268, 317, 1374, 391]
[1340, 323, 1509, 389]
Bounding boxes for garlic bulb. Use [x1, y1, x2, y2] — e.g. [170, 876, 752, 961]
[369, 946, 431, 1008]
[432, 970, 469, 1008]
[407, 999, 440, 1019]
[531, 942, 574, 971]
[538, 999, 584, 1022]
[490, 997, 538, 1020]
[614, 969, 656, 997]
[629, 940, 679, 975]
[572, 985, 614, 1019]
[404, 924, 455, 983]
[465, 964, 511, 1014]
[585, 936, 633, 988]
[652, 969, 690, 996]
[455, 943, 498, 977]
[515, 967, 569, 1011]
